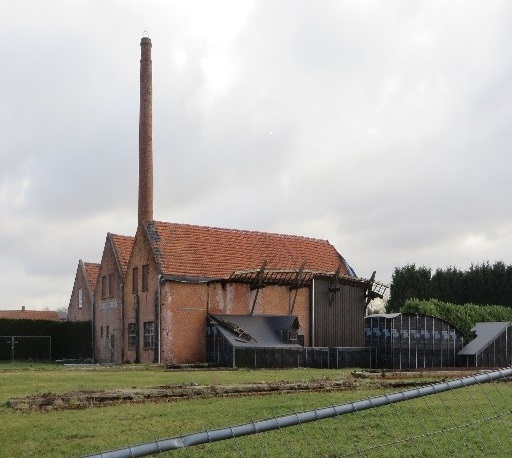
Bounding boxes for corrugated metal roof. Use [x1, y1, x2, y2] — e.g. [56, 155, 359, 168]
[210, 314, 302, 348]
[458, 322, 512, 356]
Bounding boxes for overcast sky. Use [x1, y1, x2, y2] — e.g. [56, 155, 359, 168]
[1, 1, 512, 310]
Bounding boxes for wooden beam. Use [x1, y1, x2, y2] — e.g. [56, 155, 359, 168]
[289, 261, 306, 314]
[250, 260, 267, 315]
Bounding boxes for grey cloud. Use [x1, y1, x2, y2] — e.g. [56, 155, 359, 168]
[2, 1, 512, 309]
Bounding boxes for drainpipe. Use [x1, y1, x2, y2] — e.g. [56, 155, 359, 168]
[91, 297, 95, 363]
[311, 279, 315, 347]
[157, 274, 162, 364]
[120, 281, 124, 363]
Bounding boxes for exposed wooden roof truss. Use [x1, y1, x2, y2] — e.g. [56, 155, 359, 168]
[230, 261, 317, 293]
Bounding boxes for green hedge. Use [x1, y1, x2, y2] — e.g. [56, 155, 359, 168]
[0, 319, 92, 360]
[401, 298, 512, 339]
[388, 262, 512, 312]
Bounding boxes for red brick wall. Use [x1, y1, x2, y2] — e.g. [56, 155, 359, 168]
[68, 262, 94, 322]
[159, 281, 311, 365]
[160, 282, 208, 364]
[123, 226, 158, 363]
[94, 237, 124, 363]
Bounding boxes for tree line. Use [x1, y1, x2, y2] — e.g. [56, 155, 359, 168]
[387, 261, 512, 312]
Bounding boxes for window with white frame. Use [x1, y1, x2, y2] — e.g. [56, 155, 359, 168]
[78, 288, 83, 308]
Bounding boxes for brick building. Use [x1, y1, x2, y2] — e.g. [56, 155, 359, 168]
[123, 221, 368, 364]
[68, 260, 99, 322]
[93, 233, 134, 363]
[70, 36, 380, 365]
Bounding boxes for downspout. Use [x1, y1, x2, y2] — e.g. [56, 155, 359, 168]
[120, 281, 124, 363]
[311, 278, 315, 347]
[157, 274, 162, 364]
[91, 296, 95, 363]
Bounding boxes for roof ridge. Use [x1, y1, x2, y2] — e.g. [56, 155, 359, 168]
[110, 232, 135, 240]
[148, 220, 331, 244]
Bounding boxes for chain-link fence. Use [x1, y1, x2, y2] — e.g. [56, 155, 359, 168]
[83, 367, 512, 457]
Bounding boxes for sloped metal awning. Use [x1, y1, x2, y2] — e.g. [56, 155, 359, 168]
[458, 322, 512, 356]
[208, 314, 302, 349]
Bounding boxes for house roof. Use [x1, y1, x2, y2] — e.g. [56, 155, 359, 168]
[458, 322, 512, 356]
[144, 221, 352, 279]
[110, 233, 135, 275]
[83, 262, 100, 293]
[0, 309, 61, 322]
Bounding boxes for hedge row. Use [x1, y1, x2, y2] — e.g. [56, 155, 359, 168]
[388, 262, 512, 312]
[0, 319, 92, 360]
[401, 298, 512, 339]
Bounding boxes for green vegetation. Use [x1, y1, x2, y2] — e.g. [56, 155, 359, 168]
[0, 364, 510, 457]
[401, 298, 512, 338]
[0, 319, 92, 360]
[388, 262, 512, 312]
[0, 363, 351, 399]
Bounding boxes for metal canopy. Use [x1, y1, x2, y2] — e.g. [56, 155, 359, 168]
[458, 322, 512, 356]
[208, 314, 301, 349]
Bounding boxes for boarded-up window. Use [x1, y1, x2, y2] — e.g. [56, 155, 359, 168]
[101, 276, 107, 299]
[144, 321, 155, 349]
[108, 274, 115, 298]
[128, 323, 137, 350]
[132, 267, 139, 293]
[142, 264, 149, 291]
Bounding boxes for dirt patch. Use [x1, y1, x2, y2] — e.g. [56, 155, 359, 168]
[6, 375, 453, 411]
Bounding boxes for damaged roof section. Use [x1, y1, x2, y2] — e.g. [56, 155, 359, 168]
[208, 314, 302, 348]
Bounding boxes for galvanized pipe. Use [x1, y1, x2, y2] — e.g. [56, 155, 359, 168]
[82, 366, 512, 458]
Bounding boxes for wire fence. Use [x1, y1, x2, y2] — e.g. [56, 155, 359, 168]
[83, 367, 512, 457]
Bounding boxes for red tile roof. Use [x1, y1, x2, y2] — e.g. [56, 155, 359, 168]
[145, 221, 350, 278]
[83, 262, 100, 292]
[0, 310, 61, 321]
[110, 234, 135, 275]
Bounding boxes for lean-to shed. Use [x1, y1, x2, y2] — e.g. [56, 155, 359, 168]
[458, 322, 512, 368]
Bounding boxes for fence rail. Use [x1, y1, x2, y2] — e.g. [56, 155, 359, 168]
[83, 366, 512, 458]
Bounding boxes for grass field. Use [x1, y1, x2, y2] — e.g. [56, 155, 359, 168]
[1, 363, 511, 457]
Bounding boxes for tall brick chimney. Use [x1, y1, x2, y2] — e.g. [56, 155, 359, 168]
[138, 36, 153, 226]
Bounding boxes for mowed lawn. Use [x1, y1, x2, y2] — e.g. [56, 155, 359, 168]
[1, 363, 511, 458]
